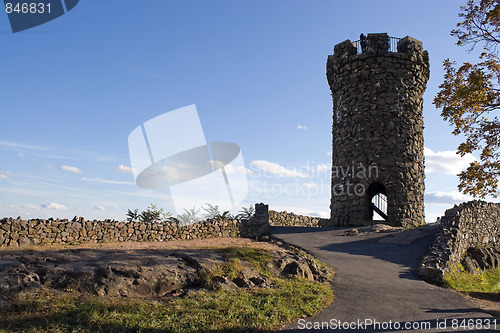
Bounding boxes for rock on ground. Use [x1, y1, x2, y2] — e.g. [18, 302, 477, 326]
[0, 238, 332, 298]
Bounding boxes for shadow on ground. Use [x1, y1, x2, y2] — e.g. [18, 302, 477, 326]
[272, 225, 438, 281]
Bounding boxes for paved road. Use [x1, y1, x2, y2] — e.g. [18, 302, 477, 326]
[272, 225, 496, 332]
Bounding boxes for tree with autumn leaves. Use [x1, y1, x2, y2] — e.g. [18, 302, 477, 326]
[434, 0, 500, 198]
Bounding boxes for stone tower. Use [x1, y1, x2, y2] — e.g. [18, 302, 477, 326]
[326, 33, 429, 227]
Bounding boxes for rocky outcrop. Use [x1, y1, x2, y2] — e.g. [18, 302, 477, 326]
[462, 247, 500, 272]
[0, 245, 332, 298]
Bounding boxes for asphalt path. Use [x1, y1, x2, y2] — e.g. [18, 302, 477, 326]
[271, 225, 497, 333]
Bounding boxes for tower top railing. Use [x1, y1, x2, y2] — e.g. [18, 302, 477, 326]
[352, 36, 401, 54]
[332, 34, 425, 58]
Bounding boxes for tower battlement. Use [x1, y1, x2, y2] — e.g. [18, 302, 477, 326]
[331, 33, 428, 58]
[326, 33, 429, 227]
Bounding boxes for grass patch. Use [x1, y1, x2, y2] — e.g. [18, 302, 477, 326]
[0, 278, 332, 333]
[225, 246, 273, 277]
[196, 246, 275, 289]
[0, 246, 334, 332]
[226, 246, 273, 263]
[443, 263, 500, 293]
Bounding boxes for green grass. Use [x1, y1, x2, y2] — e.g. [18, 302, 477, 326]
[0, 246, 334, 333]
[225, 247, 273, 277]
[195, 247, 275, 290]
[443, 263, 500, 293]
[0, 278, 332, 333]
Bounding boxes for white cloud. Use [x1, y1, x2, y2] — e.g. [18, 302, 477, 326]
[223, 164, 253, 176]
[95, 205, 107, 212]
[81, 177, 134, 185]
[43, 202, 68, 210]
[307, 211, 330, 218]
[425, 191, 474, 204]
[22, 204, 41, 210]
[272, 205, 330, 218]
[59, 165, 82, 174]
[250, 160, 309, 178]
[0, 171, 11, 180]
[424, 147, 476, 175]
[0, 140, 47, 151]
[296, 125, 307, 130]
[316, 163, 330, 174]
[303, 182, 317, 189]
[115, 165, 136, 174]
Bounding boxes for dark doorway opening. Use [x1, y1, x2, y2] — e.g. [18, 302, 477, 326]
[367, 183, 388, 221]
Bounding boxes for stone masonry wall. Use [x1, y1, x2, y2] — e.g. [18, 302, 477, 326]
[418, 201, 500, 284]
[0, 215, 270, 248]
[326, 34, 429, 227]
[0, 205, 338, 248]
[268, 210, 332, 227]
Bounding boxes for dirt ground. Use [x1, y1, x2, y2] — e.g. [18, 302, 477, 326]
[459, 291, 500, 319]
[0, 237, 283, 252]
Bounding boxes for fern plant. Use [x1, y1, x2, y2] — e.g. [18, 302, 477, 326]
[236, 205, 255, 220]
[139, 209, 155, 223]
[166, 216, 180, 225]
[126, 209, 139, 223]
[216, 211, 234, 219]
[127, 204, 174, 224]
[202, 203, 221, 219]
[177, 207, 201, 226]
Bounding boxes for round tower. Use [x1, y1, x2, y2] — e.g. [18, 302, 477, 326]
[326, 33, 429, 227]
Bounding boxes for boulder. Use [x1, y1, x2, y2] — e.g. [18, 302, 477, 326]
[461, 247, 500, 272]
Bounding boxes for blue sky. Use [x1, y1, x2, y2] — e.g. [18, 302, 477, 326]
[0, 0, 490, 222]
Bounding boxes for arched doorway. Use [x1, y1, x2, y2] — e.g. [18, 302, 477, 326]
[367, 183, 388, 221]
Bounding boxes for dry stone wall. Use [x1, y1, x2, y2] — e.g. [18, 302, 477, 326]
[0, 217, 240, 247]
[327, 34, 429, 227]
[268, 210, 332, 227]
[0, 215, 271, 248]
[0, 205, 340, 248]
[418, 201, 500, 284]
[0, 203, 273, 248]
